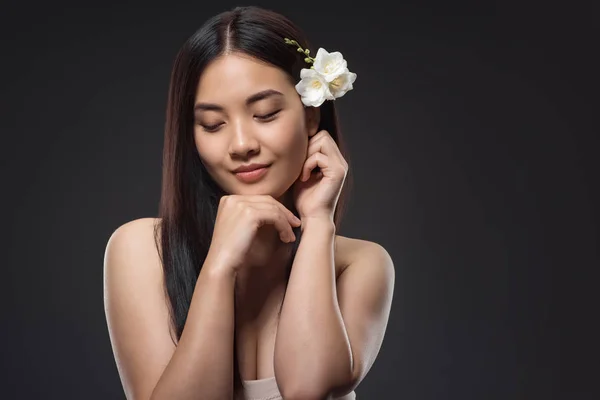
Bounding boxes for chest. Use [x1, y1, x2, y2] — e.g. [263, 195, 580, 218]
[235, 284, 284, 380]
[234, 253, 348, 381]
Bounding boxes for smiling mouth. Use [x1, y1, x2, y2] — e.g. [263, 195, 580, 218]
[233, 165, 270, 183]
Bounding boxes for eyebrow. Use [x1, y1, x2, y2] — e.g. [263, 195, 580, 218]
[194, 89, 284, 112]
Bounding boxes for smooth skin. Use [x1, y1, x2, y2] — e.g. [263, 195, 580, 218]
[103, 52, 395, 399]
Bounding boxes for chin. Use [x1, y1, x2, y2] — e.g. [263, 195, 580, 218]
[230, 179, 291, 200]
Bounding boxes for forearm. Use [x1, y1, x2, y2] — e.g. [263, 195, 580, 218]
[274, 217, 353, 397]
[151, 259, 236, 400]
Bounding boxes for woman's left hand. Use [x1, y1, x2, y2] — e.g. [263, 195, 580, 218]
[293, 130, 348, 222]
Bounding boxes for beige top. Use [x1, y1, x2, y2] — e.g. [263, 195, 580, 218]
[240, 376, 356, 400]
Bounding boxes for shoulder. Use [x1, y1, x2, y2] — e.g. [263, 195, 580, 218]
[103, 218, 177, 398]
[107, 217, 160, 242]
[118, 216, 162, 237]
[105, 217, 162, 257]
[103, 217, 163, 285]
[103, 217, 172, 325]
[334, 235, 395, 318]
[334, 235, 393, 275]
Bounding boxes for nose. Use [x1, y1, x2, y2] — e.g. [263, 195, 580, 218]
[228, 118, 260, 159]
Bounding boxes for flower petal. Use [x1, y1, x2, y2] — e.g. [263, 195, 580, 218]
[295, 68, 332, 107]
[329, 70, 357, 98]
[313, 48, 348, 82]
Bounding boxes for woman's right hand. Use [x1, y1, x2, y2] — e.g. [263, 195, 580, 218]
[205, 194, 302, 275]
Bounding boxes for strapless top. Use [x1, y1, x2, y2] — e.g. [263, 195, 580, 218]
[241, 376, 356, 400]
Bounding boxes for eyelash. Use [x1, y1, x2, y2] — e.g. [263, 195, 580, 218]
[200, 110, 281, 132]
[256, 109, 281, 121]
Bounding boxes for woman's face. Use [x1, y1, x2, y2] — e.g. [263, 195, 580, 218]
[193, 52, 319, 202]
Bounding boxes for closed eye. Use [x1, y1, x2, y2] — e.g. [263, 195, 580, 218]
[200, 122, 223, 132]
[255, 109, 281, 121]
[198, 109, 281, 132]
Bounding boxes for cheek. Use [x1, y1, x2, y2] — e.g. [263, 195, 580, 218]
[271, 122, 307, 171]
[194, 135, 222, 173]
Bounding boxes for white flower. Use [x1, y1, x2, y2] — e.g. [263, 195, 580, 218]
[284, 39, 358, 107]
[295, 68, 334, 107]
[328, 68, 357, 99]
[312, 48, 348, 82]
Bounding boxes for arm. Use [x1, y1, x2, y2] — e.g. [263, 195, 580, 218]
[103, 218, 237, 400]
[150, 257, 237, 399]
[274, 217, 351, 398]
[274, 217, 395, 399]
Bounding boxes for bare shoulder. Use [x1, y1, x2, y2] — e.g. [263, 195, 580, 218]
[107, 217, 162, 249]
[331, 236, 395, 396]
[103, 216, 165, 307]
[103, 217, 175, 399]
[106, 217, 163, 265]
[103, 216, 166, 311]
[334, 234, 392, 274]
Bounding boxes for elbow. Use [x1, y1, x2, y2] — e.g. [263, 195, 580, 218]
[276, 350, 356, 399]
[279, 371, 357, 400]
[330, 367, 361, 398]
[277, 373, 332, 400]
[281, 386, 355, 400]
[279, 386, 330, 400]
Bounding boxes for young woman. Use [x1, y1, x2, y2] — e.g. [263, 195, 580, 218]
[103, 6, 395, 400]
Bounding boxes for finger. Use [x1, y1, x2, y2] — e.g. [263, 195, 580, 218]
[306, 138, 323, 159]
[307, 133, 345, 166]
[310, 129, 329, 141]
[246, 204, 297, 243]
[301, 152, 328, 181]
[247, 201, 299, 231]
[240, 200, 299, 239]
[240, 195, 301, 227]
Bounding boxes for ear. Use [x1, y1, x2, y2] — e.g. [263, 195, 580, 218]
[304, 106, 321, 137]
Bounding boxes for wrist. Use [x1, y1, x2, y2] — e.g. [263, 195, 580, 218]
[204, 253, 238, 281]
[300, 216, 336, 232]
[205, 265, 238, 284]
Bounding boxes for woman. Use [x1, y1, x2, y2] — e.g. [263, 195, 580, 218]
[103, 5, 395, 400]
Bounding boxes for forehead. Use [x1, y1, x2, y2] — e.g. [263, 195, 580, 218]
[195, 53, 294, 102]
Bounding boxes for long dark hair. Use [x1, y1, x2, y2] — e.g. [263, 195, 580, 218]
[153, 5, 353, 395]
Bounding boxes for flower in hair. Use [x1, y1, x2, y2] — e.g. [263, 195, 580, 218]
[285, 38, 357, 107]
[295, 68, 333, 108]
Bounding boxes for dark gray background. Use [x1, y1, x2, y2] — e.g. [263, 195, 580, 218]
[1, 0, 597, 398]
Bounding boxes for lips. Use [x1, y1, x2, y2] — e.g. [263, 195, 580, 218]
[233, 163, 270, 173]
[233, 165, 270, 183]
